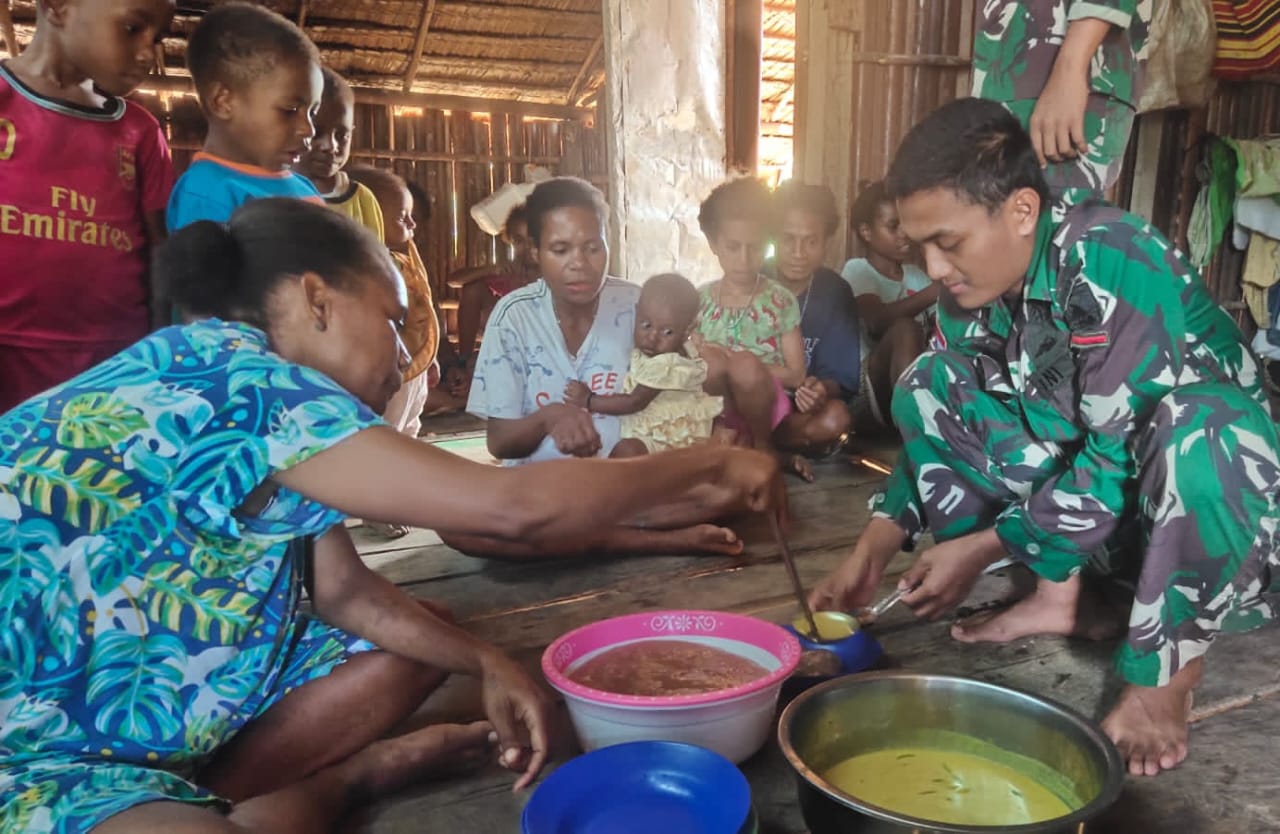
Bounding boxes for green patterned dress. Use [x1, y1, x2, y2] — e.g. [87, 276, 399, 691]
[0, 320, 383, 832]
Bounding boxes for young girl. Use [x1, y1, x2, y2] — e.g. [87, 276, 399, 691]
[695, 177, 811, 478]
[564, 273, 723, 457]
[348, 166, 441, 537]
[841, 180, 939, 431]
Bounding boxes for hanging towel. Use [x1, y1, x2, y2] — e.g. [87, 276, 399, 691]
[1188, 136, 1238, 268]
[1242, 233, 1280, 328]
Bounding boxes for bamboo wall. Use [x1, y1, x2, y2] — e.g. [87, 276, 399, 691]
[133, 91, 607, 313]
[1116, 80, 1280, 311]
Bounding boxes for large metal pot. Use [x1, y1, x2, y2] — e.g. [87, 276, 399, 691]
[777, 672, 1125, 834]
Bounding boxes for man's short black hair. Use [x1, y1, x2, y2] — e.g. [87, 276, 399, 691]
[187, 1, 319, 97]
[886, 97, 1050, 212]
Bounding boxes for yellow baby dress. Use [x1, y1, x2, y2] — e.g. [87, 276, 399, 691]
[619, 345, 724, 452]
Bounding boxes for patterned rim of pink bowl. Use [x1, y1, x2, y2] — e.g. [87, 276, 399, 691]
[541, 610, 802, 708]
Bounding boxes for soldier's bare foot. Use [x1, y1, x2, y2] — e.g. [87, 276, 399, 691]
[950, 575, 1124, 643]
[1101, 660, 1201, 776]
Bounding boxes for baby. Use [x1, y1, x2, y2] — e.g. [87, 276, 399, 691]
[565, 273, 723, 457]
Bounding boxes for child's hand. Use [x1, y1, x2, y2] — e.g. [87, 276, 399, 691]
[426, 360, 441, 388]
[563, 379, 591, 408]
[794, 377, 827, 413]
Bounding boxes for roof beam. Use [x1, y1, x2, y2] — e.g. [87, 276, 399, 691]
[138, 75, 594, 121]
[296, 0, 309, 29]
[0, 0, 19, 58]
[565, 33, 602, 106]
[402, 0, 439, 92]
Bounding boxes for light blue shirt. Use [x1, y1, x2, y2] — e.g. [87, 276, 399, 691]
[167, 153, 322, 232]
[467, 277, 640, 464]
[841, 258, 934, 361]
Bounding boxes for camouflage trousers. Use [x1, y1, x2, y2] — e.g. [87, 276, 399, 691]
[888, 351, 1280, 687]
[1003, 95, 1136, 217]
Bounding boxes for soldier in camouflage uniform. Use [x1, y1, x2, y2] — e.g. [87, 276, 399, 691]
[973, 0, 1152, 209]
[811, 99, 1280, 777]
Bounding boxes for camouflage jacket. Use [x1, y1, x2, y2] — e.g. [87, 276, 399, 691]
[878, 203, 1267, 579]
[972, 0, 1152, 109]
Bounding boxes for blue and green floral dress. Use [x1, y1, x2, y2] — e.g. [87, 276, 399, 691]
[0, 320, 384, 832]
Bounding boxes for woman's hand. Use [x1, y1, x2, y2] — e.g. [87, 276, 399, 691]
[808, 517, 907, 611]
[897, 529, 1006, 620]
[542, 403, 601, 457]
[477, 649, 554, 791]
[563, 379, 591, 408]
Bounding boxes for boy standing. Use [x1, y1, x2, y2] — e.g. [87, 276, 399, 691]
[0, 0, 176, 411]
[166, 1, 322, 232]
[296, 66, 384, 241]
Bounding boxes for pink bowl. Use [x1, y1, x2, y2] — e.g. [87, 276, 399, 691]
[542, 610, 802, 761]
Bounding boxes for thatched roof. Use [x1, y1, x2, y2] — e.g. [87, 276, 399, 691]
[1, 0, 606, 110]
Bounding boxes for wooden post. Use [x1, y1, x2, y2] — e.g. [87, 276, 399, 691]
[0, 0, 19, 59]
[795, 0, 857, 260]
[1128, 111, 1167, 223]
[602, 0, 729, 283]
[402, 0, 439, 92]
[297, 0, 310, 29]
[726, 0, 762, 172]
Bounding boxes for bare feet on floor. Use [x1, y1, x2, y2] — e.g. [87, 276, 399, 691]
[366, 521, 411, 540]
[782, 452, 814, 483]
[950, 574, 1126, 644]
[669, 524, 744, 556]
[1102, 659, 1202, 776]
[343, 720, 497, 801]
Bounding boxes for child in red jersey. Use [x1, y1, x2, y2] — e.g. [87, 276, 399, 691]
[0, 0, 176, 411]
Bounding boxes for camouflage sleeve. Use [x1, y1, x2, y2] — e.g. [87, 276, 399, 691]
[992, 219, 1194, 580]
[1067, 0, 1138, 30]
[869, 295, 990, 545]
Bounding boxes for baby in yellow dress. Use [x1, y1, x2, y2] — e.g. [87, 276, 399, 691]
[564, 273, 724, 457]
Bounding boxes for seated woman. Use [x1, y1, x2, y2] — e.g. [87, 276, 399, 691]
[0, 199, 779, 834]
[564, 273, 726, 458]
[810, 99, 1280, 778]
[696, 177, 849, 480]
[462, 177, 781, 560]
[841, 181, 939, 433]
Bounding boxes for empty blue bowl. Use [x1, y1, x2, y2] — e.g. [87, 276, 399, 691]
[522, 740, 752, 834]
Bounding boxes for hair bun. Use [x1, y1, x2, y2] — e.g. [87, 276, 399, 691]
[154, 220, 244, 319]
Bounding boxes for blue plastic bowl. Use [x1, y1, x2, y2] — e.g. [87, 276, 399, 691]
[522, 740, 753, 834]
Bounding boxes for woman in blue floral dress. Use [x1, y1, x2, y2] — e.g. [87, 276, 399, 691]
[0, 198, 780, 834]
